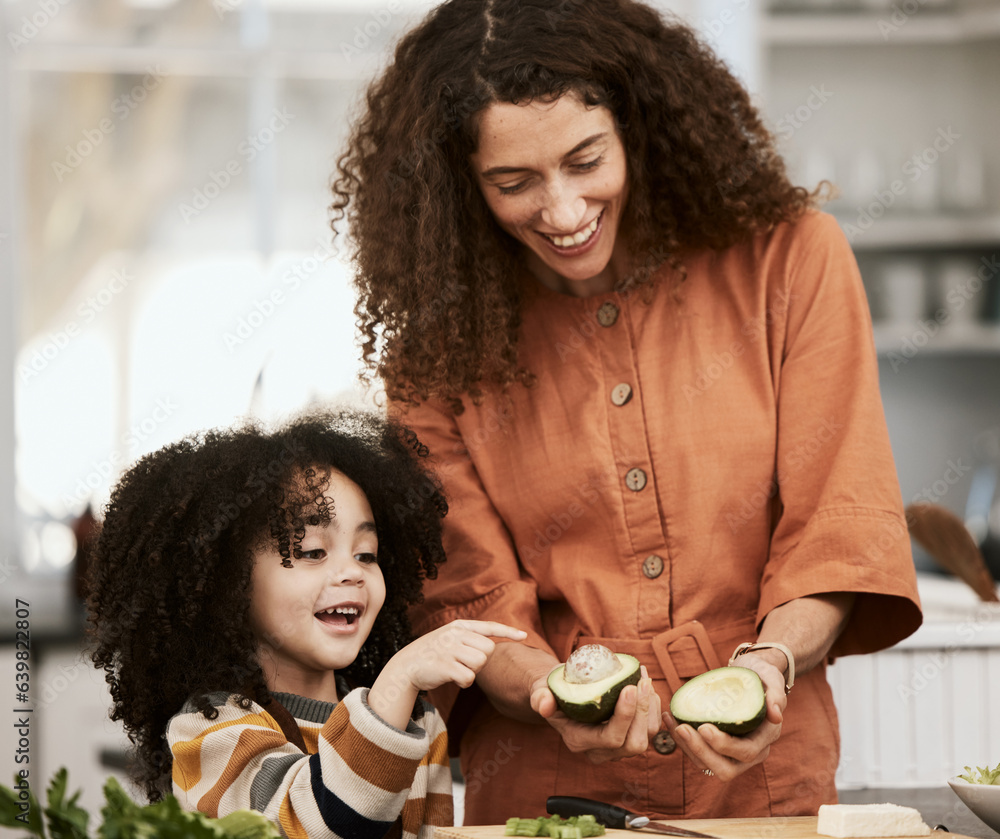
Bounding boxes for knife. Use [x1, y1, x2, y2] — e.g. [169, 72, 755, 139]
[546, 796, 720, 838]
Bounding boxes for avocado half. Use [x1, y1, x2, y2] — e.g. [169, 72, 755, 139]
[547, 652, 641, 724]
[669, 665, 766, 736]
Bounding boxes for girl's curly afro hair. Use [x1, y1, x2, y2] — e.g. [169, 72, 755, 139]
[86, 410, 447, 802]
[330, 0, 824, 411]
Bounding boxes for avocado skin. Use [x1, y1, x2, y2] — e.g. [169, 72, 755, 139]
[672, 702, 766, 736]
[547, 654, 641, 724]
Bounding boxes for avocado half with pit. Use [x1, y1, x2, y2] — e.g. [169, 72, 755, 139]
[547, 644, 641, 724]
[669, 665, 767, 736]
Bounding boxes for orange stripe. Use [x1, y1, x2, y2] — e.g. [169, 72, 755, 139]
[299, 726, 320, 755]
[424, 792, 454, 826]
[172, 746, 202, 793]
[321, 705, 421, 792]
[279, 794, 310, 839]
[171, 711, 281, 792]
[199, 727, 291, 817]
[401, 792, 454, 831]
[427, 729, 449, 767]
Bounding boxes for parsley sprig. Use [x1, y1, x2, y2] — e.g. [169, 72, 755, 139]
[0, 768, 279, 839]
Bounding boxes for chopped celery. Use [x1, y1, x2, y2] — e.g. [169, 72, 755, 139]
[505, 815, 605, 838]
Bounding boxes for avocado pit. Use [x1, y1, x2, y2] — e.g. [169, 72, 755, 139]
[564, 644, 623, 684]
[547, 644, 641, 725]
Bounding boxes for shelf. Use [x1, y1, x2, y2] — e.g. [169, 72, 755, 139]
[764, 7, 1000, 45]
[836, 213, 1000, 250]
[874, 322, 1000, 356]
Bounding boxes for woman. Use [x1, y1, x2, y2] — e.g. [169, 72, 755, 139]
[330, 0, 921, 823]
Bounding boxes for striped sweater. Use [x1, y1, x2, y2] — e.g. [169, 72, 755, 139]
[167, 687, 453, 839]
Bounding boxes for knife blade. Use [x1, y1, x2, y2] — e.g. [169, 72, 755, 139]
[546, 796, 720, 838]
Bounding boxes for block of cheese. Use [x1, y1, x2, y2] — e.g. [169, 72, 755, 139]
[817, 803, 931, 837]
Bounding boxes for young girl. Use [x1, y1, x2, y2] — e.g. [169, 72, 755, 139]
[86, 410, 525, 838]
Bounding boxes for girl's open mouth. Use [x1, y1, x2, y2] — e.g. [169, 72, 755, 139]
[315, 606, 361, 627]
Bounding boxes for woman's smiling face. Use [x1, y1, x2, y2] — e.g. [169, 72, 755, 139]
[471, 94, 630, 298]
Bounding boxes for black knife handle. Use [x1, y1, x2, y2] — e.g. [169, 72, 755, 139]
[546, 796, 631, 829]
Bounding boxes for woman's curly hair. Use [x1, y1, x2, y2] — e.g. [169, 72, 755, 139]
[86, 410, 447, 802]
[330, 0, 823, 410]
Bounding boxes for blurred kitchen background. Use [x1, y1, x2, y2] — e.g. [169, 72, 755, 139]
[1, 0, 1000, 822]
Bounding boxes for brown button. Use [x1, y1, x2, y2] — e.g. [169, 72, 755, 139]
[642, 554, 664, 579]
[625, 467, 647, 492]
[653, 730, 676, 755]
[611, 383, 633, 406]
[597, 302, 619, 327]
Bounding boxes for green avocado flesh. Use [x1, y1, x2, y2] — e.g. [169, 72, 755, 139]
[669, 666, 766, 736]
[547, 653, 641, 724]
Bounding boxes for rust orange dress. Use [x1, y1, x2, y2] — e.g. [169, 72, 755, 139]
[394, 211, 922, 822]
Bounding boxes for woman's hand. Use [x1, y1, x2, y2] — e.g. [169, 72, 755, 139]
[661, 653, 786, 781]
[369, 620, 527, 729]
[475, 642, 659, 761]
[530, 665, 661, 764]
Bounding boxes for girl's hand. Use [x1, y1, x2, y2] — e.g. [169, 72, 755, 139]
[529, 665, 661, 764]
[369, 620, 526, 728]
[397, 619, 529, 691]
[660, 654, 786, 781]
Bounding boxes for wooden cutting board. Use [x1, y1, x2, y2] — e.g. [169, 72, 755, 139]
[434, 816, 972, 839]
